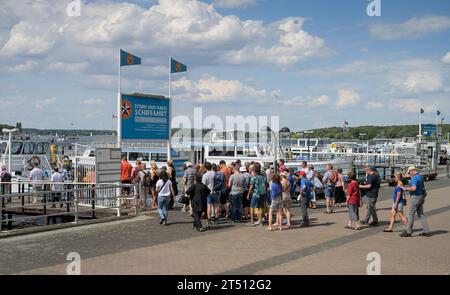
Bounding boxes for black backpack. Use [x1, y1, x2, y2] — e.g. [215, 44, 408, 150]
[141, 171, 152, 187]
[1, 172, 11, 182]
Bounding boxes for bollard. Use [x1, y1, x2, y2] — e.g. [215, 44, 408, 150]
[1, 196, 4, 231]
[7, 212, 12, 230]
[74, 194, 79, 224]
[91, 185, 96, 219]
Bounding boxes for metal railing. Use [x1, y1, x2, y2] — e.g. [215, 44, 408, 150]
[0, 181, 134, 231]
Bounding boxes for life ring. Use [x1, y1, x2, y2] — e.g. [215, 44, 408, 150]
[27, 155, 41, 168]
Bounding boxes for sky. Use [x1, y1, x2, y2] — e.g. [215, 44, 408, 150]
[0, 0, 449, 132]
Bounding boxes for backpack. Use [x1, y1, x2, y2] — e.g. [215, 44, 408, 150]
[214, 172, 226, 194]
[1, 172, 11, 182]
[141, 171, 152, 187]
[254, 175, 267, 196]
[330, 170, 339, 184]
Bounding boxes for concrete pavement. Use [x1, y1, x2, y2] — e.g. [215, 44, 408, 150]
[1, 176, 449, 275]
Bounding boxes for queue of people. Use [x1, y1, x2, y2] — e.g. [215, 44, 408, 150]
[120, 156, 431, 237]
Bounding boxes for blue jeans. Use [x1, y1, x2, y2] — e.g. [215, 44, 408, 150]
[230, 193, 243, 221]
[158, 195, 171, 221]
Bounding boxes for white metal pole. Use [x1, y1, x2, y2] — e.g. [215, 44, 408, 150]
[117, 49, 122, 149]
[167, 57, 172, 161]
[8, 131, 12, 172]
[419, 111, 422, 142]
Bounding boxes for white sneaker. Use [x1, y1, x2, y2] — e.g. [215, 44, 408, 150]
[297, 196, 301, 202]
[253, 221, 260, 226]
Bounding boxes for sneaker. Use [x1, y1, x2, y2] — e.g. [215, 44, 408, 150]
[369, 222, 379, 227]
[163, 220, 168, 226]
[360, 220, 368, 225]
[419, 232, 431, 237]
[300, 223, 310, 228]
[197, 228, 206, 232]
[159, 219, 164, 225]
[399, 231, 411, 237]
[253, 221, 260, 226]
[181, 208, 187, 212]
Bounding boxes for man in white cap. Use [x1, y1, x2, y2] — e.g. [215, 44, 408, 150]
[182, 162, 195, 214]
[400, 166, 430, 237]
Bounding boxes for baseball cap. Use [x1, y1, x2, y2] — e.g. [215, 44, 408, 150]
[299, 171, 306, 177]
[239, 166, 247, 172]
[407, 166, 417, 173]
[185, 162, 193, 167]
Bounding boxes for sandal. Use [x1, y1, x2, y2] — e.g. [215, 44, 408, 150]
[383, 229, 393, 232]
[345, 225, 353, 230]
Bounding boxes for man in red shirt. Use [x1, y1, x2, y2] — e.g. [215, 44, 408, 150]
[346, 172, 362, 230]
[121, 155, 133, 207]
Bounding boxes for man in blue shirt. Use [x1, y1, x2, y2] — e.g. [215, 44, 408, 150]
[400, 166, 430, 237]
[298, 171, 312, 227]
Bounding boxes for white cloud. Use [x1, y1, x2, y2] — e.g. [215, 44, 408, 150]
[213, 0, 256, 8]
[336, 89, 360, 109]
[370, 15, 450, 40]
[282, 95, 329, 107]
[390, 70, 443, 93]
[80, 98, 106, 106]
[366, 101, 384, 109]
[172, 76, 269, 103]
[391, 99, 436, 114]
[223, 17, 328, 65]
[442, 52, 450, 64]
[0, 0, 329, 76]
[35, 96, 56, 109]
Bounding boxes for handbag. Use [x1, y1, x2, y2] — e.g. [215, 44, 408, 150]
[179, 194, 190, 205]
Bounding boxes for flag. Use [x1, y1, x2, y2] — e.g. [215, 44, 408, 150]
[171, 58, 187, 73]
[344, 120, 349, 126]
[120, 49, 141, 67]
[420, 108, 425, 114]
[437, 110, 441, 116]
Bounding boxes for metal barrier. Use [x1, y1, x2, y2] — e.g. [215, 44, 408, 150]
[0, 182, 135, 231]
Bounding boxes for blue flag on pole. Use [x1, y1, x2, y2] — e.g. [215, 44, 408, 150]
[171, 58, 187, 73]
[120, 49, 141, 67]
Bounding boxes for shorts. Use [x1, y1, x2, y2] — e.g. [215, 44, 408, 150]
[348, 204, 359, 221]
[220, 191, 229, 205]
[207, 193, 220, 205]
[392, 202, 404, 212]
[242, 191, 250, 208]
[250, 196, 264, 209]
[325, 185, 335, 199]
[270, 197, 282, 211]
[122, 180, 132, 193]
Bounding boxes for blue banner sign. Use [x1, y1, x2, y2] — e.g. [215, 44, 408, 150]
[121, 93, 170, 140]
[422, 124, 437, 137]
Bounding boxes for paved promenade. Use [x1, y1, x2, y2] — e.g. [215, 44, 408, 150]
[1, 176, 449, 275]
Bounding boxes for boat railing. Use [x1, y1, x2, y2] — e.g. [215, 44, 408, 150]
[0, 181, 135, 232]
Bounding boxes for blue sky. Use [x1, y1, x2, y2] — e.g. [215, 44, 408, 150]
[0, 0, 449, 131]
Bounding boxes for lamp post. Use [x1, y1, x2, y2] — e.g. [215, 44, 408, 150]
[304, 130, 314, 158]
[2, 128, 19, 173]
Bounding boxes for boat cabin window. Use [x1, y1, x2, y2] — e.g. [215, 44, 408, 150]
[209, 148, 234, 157]
[23, 142, 35, 154]
[34, 142, 49, 154]
[128, 152, 150, 162]
[12, 142, 23, 154]
[0, 142, 6, 154]
[151, 153, 167, 162]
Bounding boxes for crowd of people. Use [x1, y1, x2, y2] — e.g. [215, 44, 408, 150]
[120, 157, 431, 237]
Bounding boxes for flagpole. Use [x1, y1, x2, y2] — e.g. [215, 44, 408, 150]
[167, 57, 172, 161]
[419, 110, 422, 143]
[117, 49, 122, 149]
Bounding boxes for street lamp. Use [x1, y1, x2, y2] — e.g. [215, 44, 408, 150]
[304, 130, 314, 157]
[263, 126, 278, 172]
[2, 128, 19, 173]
